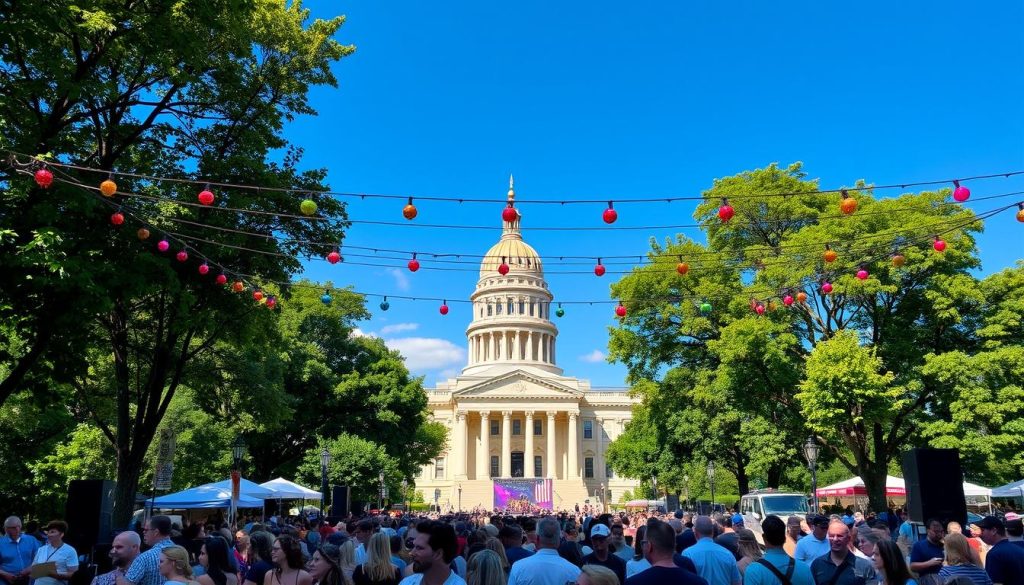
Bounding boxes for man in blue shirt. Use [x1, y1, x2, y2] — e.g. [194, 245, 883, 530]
[499, 525, 533, 566]
[794, 515, 830, 564]
[682, 516, 739, 585]
[909, 519, 945, 577]
[0, 516, 39, 585]
[743, 515, 814, 585]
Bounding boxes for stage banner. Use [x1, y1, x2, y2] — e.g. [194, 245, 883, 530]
[494, 478, 553, 510]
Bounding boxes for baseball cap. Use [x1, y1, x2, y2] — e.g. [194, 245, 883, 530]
[1005, 512, 1021, 522]
[590, 524, 610, 539]
[810, 514, 830, 528]
[674, 510, 684, 519]
[974, 516, 1004, 531]
[731, 514, 744, 526]
[841, 515, 854, 527]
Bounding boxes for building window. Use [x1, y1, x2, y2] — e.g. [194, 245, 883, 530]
[534, 419, 542, 436]
[490, 420, 499, 435]
[490, 456, 499, 478]
[507, 300, 514, 314]
[584, 457, 594, 478]
[434, 457, 446, 479]
[519, 301, 525, 314]
[496, 303, 502, 315]
[513, 419, 522, 435]
[534, 456, 543, 477]
[487, 304, 493, 316]
[529, 301, 535, 316]
[583, 420, 593, 439]
[606, 464, 614, 479]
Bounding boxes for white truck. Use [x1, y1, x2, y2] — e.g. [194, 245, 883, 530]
[738, 489, 809, 544]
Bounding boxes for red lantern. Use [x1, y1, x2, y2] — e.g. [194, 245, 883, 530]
[856, 268, 869, 280]
[822, 282, 833, 294]
[502, 205, 518, 223]
[615, 303, 627, 318]
[266, 297, 277, 309]
[603, 202, 617, 224]
[498, 261, 509, 275]
[783, 294, 794, 306]
[198, 189, 215, 205]
[677, 262, 689, 275]
[253, 291, 264, 301]
[198, 263, 210, 275]
[840, 191, 857, 215]
[137, 228, 150, 241]
[232, 281, 244, 293]
[403, 197, 417, 220]
[755, 303, 766, 315]
[796, 291, 808, 303]
[934, 238, 947, 252]
[439, 302, 449, 315]
[176, 250, 188, 262]
[892, 253, 906, 267]
[100, 179, 117, 197]
[408, 257, 420, 272]
[594, 261, 606, 277]
[157, 239, 170, 252]
[216, 274, 228, 285]
[110, 211, 125, 226]
[326, 250, 341, 264]
[953, 180, 970, 202]
[34, 169, 53, 188]
[718, 199, 735, 223]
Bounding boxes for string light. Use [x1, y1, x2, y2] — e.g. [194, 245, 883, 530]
[840, 190, 857, 215]
[34, 168, 53, 188]
[176, 249, 189, 262]
[953, 180, 971, 202]
[408, 253, 420, 272]
[198, 186, 215, 206]
[100, 176, 117, 197]
[594, 259, 605, 277]
[718, 198, 735, 222]
[110, 211, 125, 226]
[603, 202, 617, 224]
[301, 198, 318, 216]
[403, 197, 417, 220]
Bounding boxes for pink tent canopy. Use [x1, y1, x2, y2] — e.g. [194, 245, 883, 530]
[815, 475, 906, 498]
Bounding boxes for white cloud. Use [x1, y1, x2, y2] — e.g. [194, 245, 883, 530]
[434, 367, 461, 384]
[386, 268, 411, 292]
[350, 328, 372, 338]
[385, 337, 466, 372]
[380, 322, 419, 335]
[579, 349, 607, 363]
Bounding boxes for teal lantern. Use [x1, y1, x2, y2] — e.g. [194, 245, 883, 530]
[700, 302, 712, 315]
[321, 291, 332, 305]
[379, 297, 390, 311]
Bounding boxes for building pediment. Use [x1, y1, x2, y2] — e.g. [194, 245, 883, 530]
[452, 370, 583, 401]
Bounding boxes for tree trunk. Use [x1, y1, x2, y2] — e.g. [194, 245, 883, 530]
[112, 450, 145, 529]
[861, 463, 889, 514]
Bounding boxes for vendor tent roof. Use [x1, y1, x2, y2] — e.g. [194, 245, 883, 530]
[259, 478, 322, 500]
[152, 484, 264, 509]
[992, 479, 1024, 498]
[817, 476, 990, 498]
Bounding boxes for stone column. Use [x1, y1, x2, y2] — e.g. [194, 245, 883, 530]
[524, 411, 535, 478]
[568, 412, 579, 479]
[501, 410, 512, 477]
[595, 417, 604, 480]
[513, 331, 520, 360]
[546, 412, 557, 479]
[525, 332, 533, 360]
[478, 412, 490, 479]
[455, 411, 467, 478]
[493, 332, 501, 360]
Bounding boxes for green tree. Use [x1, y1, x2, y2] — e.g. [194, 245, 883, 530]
[296, 434, 402, 504]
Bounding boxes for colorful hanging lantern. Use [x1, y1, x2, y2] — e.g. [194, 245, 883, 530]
[321, 291, 333, 305]
[110, 211, 125, 226]
[856, 268, 869, 280]
[498, 257, 510, 275]
[840, 190, 857, 215]
[933, 237, 947, 252]
[300, 199, 318, 216]
[768, 300, 778, 312]
[253, 290, 264, 302]
[754, 303, 766, 315]
[408, 254, 420, 272]
[232, 281, 244, 293]
[1017, 203, 1024, 223]
[137, 227, 150, 241]
[700, 301, 712, 315]
[502, 204, 518, 223]
[603, 202, 618, 224]
[677, 261, 689, 275]
[402, 197, 417, 220]
[439, 301, 449, 315]
[34, 168, 53, 188]
[718, 199, 734, 223]
[823, 246, 837, 263]
[379, 297, 390, 311]
[796, 291, 808, 303]
[555, 304, 565, 318]
[891, 253, 906, 267]
[198, 263, 210, 275]
[100, 178, 117, 197]
[198, 188, 215, 206]
[215, 273, 228, 285]
[615, 302, 627, 318]
[157, 239, 170, 252]
[594, 259, 606, 277]
[783, 294, 794, 307]
[266, 296, 277, 309]
[822, 282, 833, 294]
[952, 180, 970, 202]
[326, 250, 341, 264]
[176, 250, 188, 262]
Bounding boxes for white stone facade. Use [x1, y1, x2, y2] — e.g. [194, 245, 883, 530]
[414, 179, 640, 510]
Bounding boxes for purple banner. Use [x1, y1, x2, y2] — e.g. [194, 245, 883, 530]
[493, 478, 553, 510]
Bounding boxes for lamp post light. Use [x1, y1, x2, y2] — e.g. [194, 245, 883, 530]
[319, 447, 331, 516]
[683, 474, 690, 510]
[401, 479, 409, 510]
[457, 482, 462, 512]
[232, 436, 246, 469]
[378, 471, 385, 511]
[706, 460, 716, 515]
[803, 436, 820, 513]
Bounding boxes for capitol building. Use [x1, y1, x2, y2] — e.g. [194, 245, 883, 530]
[414, 179, 640, 510]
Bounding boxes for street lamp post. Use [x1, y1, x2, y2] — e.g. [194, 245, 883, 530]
[706, 461, 716, 515]
[457, 482, 462, 512]
[683, 474, 690, 510]
[230, 436, 245, 528]
[378, 471, 385, 511]
[401, 479, 409, 510]
[319, 447, 331, 517]
[803, 436, 820, 513]
[652, 473, 658, 503]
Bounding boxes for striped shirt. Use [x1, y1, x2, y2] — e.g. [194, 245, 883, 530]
[938, 563, 993, 585]
[125, 539, 175, 585]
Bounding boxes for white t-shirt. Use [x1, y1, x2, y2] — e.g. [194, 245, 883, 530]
[32, 542, 79, 585]
[398, 571, 466, 585]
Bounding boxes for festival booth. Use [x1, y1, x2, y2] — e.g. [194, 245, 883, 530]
[258, 477, 323, 516]
[151, 483, 266, 509]
[816, 475, 992, 512]
[992, 479, 1024, 506]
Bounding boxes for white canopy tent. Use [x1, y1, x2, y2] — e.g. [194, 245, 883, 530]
[259, 478, 322, 500]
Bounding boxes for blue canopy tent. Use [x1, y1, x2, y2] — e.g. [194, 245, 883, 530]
[151, 484, 265, 509]
[992, 479, 1024, 503]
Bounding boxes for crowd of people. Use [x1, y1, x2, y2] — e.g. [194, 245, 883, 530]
[2, 507, 1023, 585]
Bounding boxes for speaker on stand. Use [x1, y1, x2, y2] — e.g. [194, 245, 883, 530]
[901, 448, 967, 527]
[331, 485, 350, 517]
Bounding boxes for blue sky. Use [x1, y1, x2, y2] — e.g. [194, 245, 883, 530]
[288, 0, 1024, 387]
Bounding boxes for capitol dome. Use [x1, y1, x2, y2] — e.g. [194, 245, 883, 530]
[479, 177, 543, 276]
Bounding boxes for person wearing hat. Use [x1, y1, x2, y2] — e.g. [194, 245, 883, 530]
[1005, 513, 1024, 549]
[975, 515, 1024, 585]
[794, 515, 830, 564]
[581, 524, 626, 585]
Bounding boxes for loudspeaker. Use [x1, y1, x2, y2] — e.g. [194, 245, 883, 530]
[902, 448, 967, 525]
[331, 486, 350, 517]
[65, 480, 115, 553]
[666, 494, 680, 512]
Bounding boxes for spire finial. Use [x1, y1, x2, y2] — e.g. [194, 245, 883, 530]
[507, 174, 515, 202]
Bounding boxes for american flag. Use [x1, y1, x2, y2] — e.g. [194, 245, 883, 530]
[533, 479, 552, 506]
